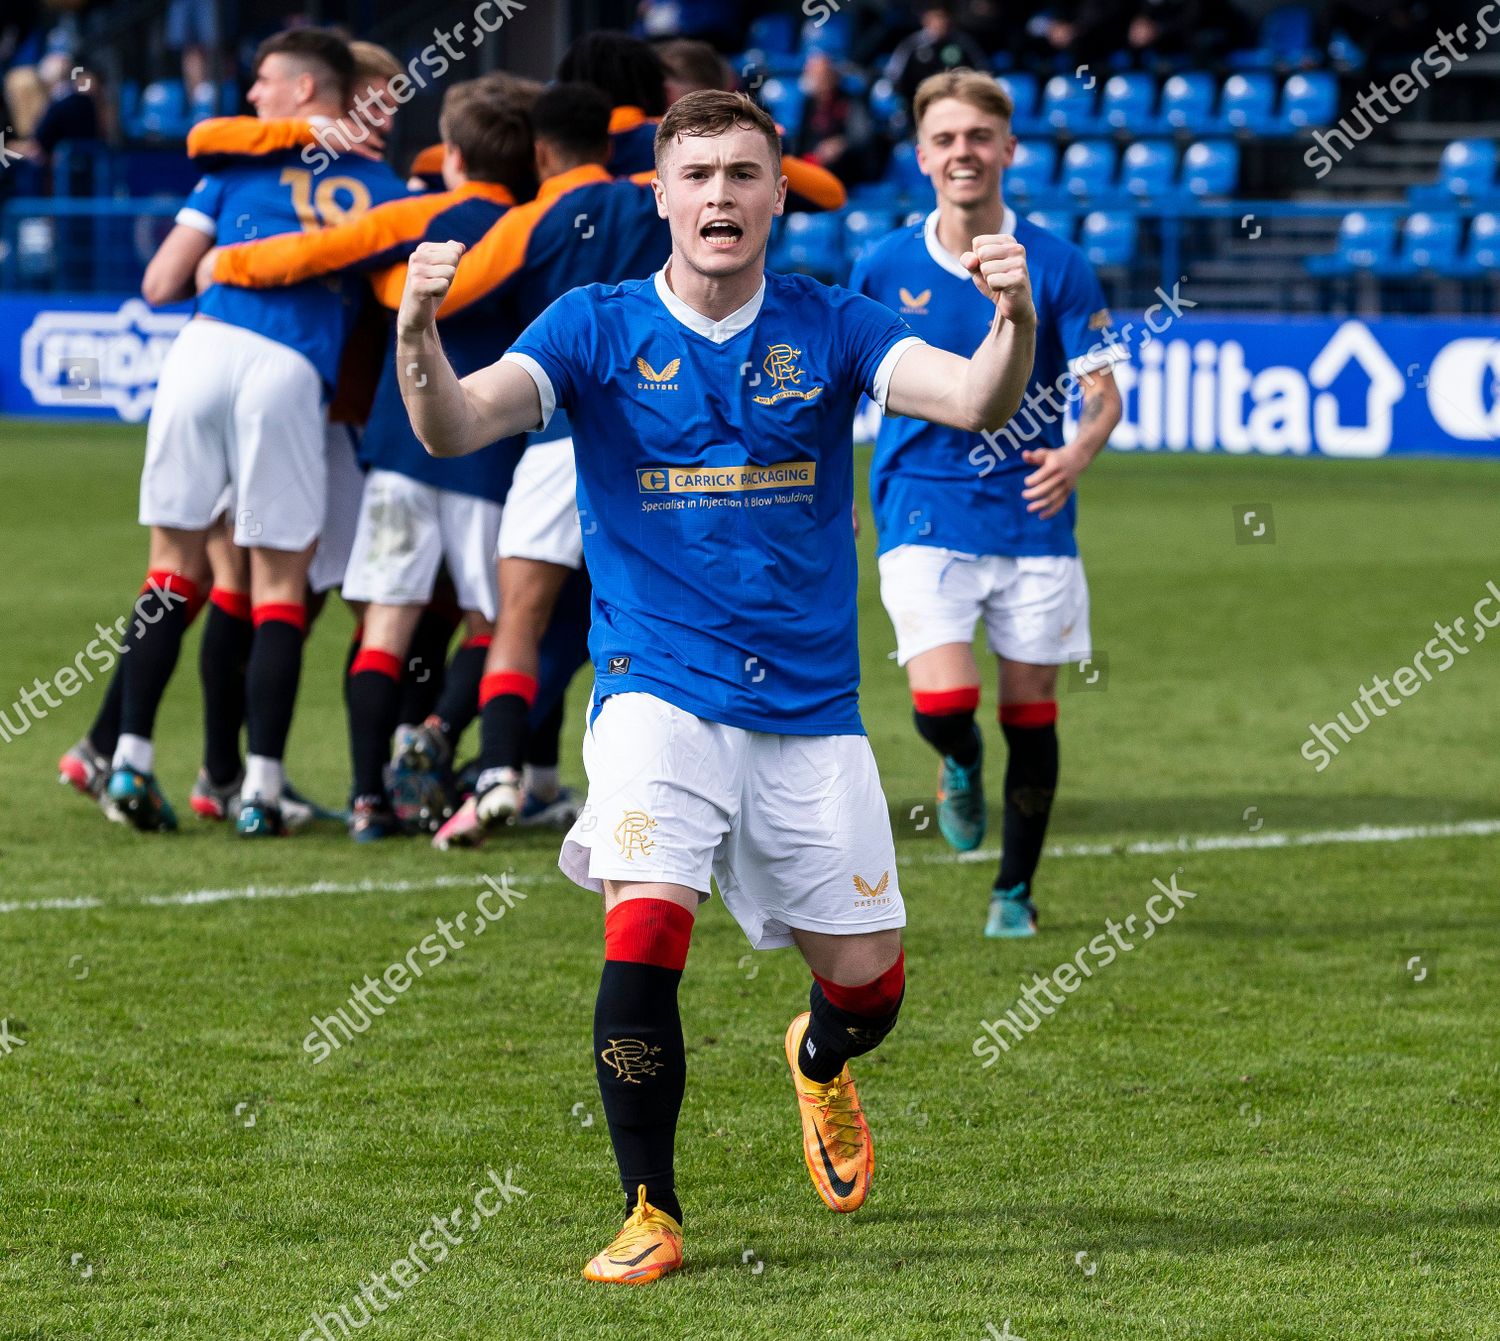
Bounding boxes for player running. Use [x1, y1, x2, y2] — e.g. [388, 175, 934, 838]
[852, 70, 1123, 938]
[104, 28, 406, 835]
[394, 90, 1035, 1282]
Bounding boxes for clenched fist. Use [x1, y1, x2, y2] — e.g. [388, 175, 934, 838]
[398, 239, 466, 336]
[961, 234, 1035, 327]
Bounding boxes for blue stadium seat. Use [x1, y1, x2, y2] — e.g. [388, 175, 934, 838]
[1160, 73, 1215, 132]
[1061, 139, 1118, 201]
[1181, 140, 1239, 198]
[1279, 71, 1337, 129]
[1121, 140, 1178, 201]
[1080, 211, 1136, 267]
[135, 80, 189, 139]
[844, 208, 898, 264]
[1219, 73, 1277, 133]
[1100, 73, 1157, 132]
[1304, 211, 1398, 275]
[747, 14, 796, 53]
[1041, 73, 1099, 133]
[773, 211, 844, 281]
[1409, 138, 1499, 206]
[1004, 139, 1058, 205]
[803, 11, 854, 57]
[759, 79, 804, 138]
[1459, 212, 1500, 273]
[997, 73, 1040, 133]
[1026, 210, 1076, 241]
[1229, 4, 1321, 69]
[882, 139, 930, 196]
[1326, 30, 1366, 70]
[1375, 212, 1462, 275]
[189, 82, 220, 126]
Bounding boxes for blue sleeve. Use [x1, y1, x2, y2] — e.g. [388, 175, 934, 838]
[836, 289, 917, 400]
[848, 250, 875, 300]
[1052, 248, 1118, 370]
[509, 287, 587, 412]
[177, 173, 226, 234]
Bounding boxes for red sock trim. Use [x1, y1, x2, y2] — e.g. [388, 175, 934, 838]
[210, 587, 252, 621]
[253, 601, 307, 633]
[816, 950, 905, 1016]
[351, 648, 402, 680]
[1000, 700, 1058, 728]
[143, 569, 201, 605]
[480, 671, 537, 708]
[913, 686, 980, 716]
[604, 898, 695, 971]
[463, 633, 493, 651]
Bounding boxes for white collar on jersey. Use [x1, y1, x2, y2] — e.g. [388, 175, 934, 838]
[653, 262, 766, 344]
[923, 205, 1018, 280]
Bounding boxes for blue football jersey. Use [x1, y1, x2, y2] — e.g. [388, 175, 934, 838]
[852, 209, 1121, 558]
[177, 149, 408, 385]
[506, 269, 920, 735]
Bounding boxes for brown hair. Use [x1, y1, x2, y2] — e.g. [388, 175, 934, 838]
[252, 28, 353, 105]
[912, 68, 1015, 131]
[440, 81, 535, 193]
[654, 89, 781, 170]
[349, 40, 401, 86]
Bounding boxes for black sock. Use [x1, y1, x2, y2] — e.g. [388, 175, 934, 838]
[398, 606, 455, 725]
[429, 639, 488, 746]
[347, 649, 402, 800]
[118, 574, 199, 743]
[526, 699, 565, 769]
[913, 707, 980, 767]
[87, 660, 124, 756]
[245, 608, 305, 761]
[997, 715, 1059, 895]
[342, 628, 362, 711]
[199, 599, 253, 786]
[798, 956, 905, 1084]
[479, 690, 530, 773]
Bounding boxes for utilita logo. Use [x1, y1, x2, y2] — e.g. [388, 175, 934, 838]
[20, 299, 188, 421]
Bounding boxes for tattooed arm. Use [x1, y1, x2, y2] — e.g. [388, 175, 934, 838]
[1020, 366, 1122, 520]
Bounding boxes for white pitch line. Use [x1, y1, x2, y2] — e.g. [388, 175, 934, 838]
[3, 819, 1495, 918]
[925, 817, 1500, 865]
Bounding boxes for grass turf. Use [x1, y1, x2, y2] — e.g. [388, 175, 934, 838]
[1, 423, 1496, 1340]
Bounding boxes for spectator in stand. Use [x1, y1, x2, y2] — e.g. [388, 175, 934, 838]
[165, 0, 220, 104]
[885, 2, 990, 110]
[793, 50, 877, 187]
[655, 37, 732, 102]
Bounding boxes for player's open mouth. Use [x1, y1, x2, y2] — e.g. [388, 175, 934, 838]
[701, 220, 744, 248]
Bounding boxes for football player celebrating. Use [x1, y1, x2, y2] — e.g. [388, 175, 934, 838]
[852, 70, 1123, 938]
[394, 90, 1035, 1282]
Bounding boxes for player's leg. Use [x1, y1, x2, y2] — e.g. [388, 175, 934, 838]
[347, 600, 425, 839]
[982, 556, 1091, 938]
[192, 517, 252, 819]
[108, 524, 209, 832]
[580, 878, 695, 1284]
[877, 544, 987, 850]
[57, 667, 123, 811]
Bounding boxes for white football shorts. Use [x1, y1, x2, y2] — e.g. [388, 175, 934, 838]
[342, 468, 502, 618]
[560, 692, 906, 951]
[496, 437, 584, 569]
[878, 545, 1092, 667]
[139, 318, 326, 551]
[307, 422, 365, 595]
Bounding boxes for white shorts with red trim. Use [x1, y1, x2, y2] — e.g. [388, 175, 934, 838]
[139, 318, 326, 551]
[559, 692, 906, 951]
[877, 545, 1091, 667]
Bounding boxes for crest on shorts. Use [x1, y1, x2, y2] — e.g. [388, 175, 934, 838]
[614, 810, 657, 859]
[753, 344, 824, 406]
[852, 870, 892, 905]
[599, 1037, 662, 1083]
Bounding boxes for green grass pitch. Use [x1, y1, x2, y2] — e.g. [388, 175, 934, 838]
[1, 422, 1496, 1340]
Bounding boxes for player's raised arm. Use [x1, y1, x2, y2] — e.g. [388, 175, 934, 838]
[395, 240, 542, 457]
[884, 233, 1037, 432]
